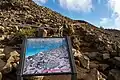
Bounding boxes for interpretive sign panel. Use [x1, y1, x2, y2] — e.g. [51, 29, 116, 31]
[18, 37, 76, 80]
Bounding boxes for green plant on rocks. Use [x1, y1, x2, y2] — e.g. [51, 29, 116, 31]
[15, 28, 36, 37]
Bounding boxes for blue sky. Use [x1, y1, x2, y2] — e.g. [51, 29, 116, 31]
[32, 0, 120, 30]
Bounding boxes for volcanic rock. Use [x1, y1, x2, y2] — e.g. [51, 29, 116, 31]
[0, 50, 5, 58]
[89, 61, 99, 69]
[0, 72, 2, 80]
[0, 54, 5, 58]
[79, 55, 90, 69]
[110, 50, 118, 57]
[98, 64, 109, 71]
[3, 46, 14, 59]
[73, 49, 82, 57]
[108, 69, 120, 80]
[10, 50, 20, 58]
[102, 53, 110, 60]
[2, 63, 13, 74]
[86, 52, 100, 60]
[36, 29, 47, 37]
[83, 68, 105, 80]
[110, 57, 120, 68]
[0, 59, 6, 71]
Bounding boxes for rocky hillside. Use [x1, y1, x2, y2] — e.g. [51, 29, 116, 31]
[0, 0, 120, 80]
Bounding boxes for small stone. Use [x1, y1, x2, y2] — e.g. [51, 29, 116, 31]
[110, 57, 120, 68]
[74, 50, 82, 57]
[102, 53, 110, 60]
[110, 50, 118, 57]
[3, 46, 14, 59]
[0, 72, 2, 80]
[2, 63, 12, 74]
[43, 29, 47, 37]
[0, 48, 4, 52]
[75, 60, 80, 66]
[0, 59, 6, 71]
[7, 56, 15, 64]
[15, 26, 19, 31]
[12, 63, 17, 69]
[0, 50, 2, 54]
[17, 62, 19, 64]
[79, 55, 90, 69]
[72, 48, 76, 54]
[0, 37, 4, 41]
[0, 54, 5, 58]
[97, 71, 106, 80]
[10, 51, 20, 57]
[37, 29, 47, 37]
[13, 56, 20, 62]
[95, 53, 103, 61]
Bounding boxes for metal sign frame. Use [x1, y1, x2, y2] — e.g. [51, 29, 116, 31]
[17, 36, 77, 80]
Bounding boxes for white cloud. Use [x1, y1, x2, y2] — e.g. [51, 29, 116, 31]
[58, 0, 93, 12]
[33, 0, 48, 5]
[108, 0, 120, 30]
[99, 18, 115, 29]
[100, 18, 110, 25]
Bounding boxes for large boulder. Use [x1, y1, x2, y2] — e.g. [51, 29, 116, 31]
[76, 66, 89, 80]
[98, 64, 109, 71]
[3, 46, 14, 59]
[86, 52, 99, 60]
[79, 55, 90, 69]
[2, 63, 12, 74]
[110, 57, 120, 68]
[73, 49, 90, 69]
[85, 52, 108, 61]
[6, 54, 20, 69]
[84, 68, 106, 80]
[108, 69, 120, 80]
[89, 61, 99, 69]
